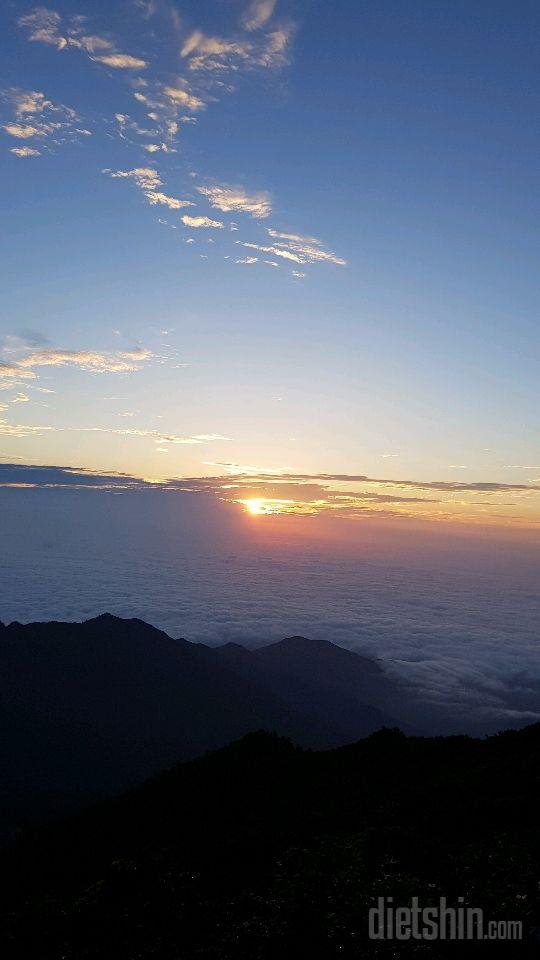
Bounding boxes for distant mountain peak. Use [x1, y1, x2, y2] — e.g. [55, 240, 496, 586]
[85, 612, 124, 624]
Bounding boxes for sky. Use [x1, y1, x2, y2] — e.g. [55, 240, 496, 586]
[1, 0, 540, 531]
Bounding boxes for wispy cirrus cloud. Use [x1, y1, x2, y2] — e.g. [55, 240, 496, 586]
[18, 7, 147, 68]
[17, 6, 67, 48]
[0, 420, 55, 438]
[0, 362, 37, 382]
[241, 0, 278, 32]
[265, 228, 347, 265]
[236, 229, 346, 268]
[0, 347, 152, 384]
[267, 228, 319, 244]
[13, 7, 343, 286]
[180, 23, 294, 74]
[237, 241, 304, 264]
[19, 347, 151, 374]
[0, 424, 231, 445]
[197, 184, 271, 219]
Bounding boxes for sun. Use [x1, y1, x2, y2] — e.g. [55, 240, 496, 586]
[245, 498, 266, 516]
[241, 497, 296, 516]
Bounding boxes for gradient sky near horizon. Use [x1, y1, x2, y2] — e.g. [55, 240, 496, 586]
[1, 0, 540, 530]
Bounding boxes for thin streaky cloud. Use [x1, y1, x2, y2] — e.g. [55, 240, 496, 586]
[238, 242, 305, 264]
[197, 184, 271, 219]
[267, 228, 321, 244]
[93, 53, 147, 69]
[238, 235, 346, 267]
[0, 348, 153, 382]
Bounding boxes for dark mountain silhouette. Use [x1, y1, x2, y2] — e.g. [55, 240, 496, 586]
[0, 613, 414, 830]
[1, 726, 539, 958]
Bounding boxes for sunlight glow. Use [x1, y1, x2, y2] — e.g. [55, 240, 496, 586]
[245, 498, 266, 515]
[241, 497, 295, 516]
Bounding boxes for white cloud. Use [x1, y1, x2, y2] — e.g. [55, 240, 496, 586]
[103, 167, 189, 210]
[71, 34, 114, 55]
[9, 89, 52, 117]
[163, 83, 205, 112]
[197, 184, 271, 219]
[17, 7, 67, 49]
[0, 363, 37, 382]
[257, 25, 293, 69]
[10, 146, 41, 157]
[291, 270, 306, 278]
[235, 256, 258, 264]
[180, 30, 250, 68]
[3, 123, 45, 139]
[242, 0, 277, 31]
[94, 53, 147, 70]
[1, 87, 81, 151]
[181, 214, 224, 229]
[144, 191, 194, 210]
[180, 22, 293, 73]
[105, 166, 162, 190]
[18, 8, 147, 69]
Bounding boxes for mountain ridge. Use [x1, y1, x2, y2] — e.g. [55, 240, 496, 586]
[0, 613, 408, 833]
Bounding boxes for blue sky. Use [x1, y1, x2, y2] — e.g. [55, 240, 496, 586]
[1, 0, 539, 528]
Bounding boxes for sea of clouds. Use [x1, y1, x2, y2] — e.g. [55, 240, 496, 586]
[1, 488, 539, 730]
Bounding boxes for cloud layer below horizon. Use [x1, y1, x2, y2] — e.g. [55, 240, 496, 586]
[1, 485, 539, 731]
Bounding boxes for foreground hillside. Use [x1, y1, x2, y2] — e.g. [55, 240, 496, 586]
[1, 725, 540, 958]
[0, 613, 418, 830]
